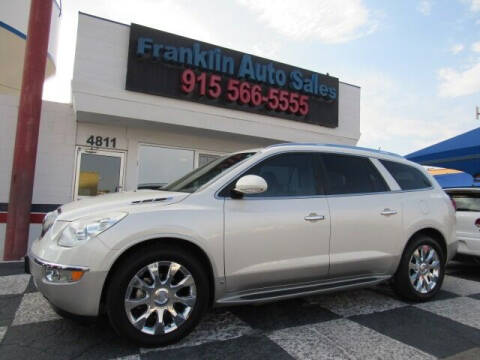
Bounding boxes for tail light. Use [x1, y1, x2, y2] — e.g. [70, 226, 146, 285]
[475, 219, 480, 228]
[450, 198, 457, 211]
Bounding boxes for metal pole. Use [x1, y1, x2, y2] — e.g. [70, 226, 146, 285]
[4, 0, 53, 260]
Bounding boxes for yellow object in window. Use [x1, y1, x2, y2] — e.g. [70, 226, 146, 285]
[78, 171, 99, 196]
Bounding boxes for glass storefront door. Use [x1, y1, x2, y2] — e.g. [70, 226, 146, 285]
[74, 147, 125, 199]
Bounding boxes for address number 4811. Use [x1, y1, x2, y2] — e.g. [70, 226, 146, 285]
[86, 135, 117, 148]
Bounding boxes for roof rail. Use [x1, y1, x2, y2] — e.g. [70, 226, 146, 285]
[266, 143, 403, 158]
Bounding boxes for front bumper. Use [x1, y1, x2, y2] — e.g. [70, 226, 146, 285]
[28, 253, 108, 316]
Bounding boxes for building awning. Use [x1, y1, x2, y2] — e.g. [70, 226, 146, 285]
[406, 127, 480, 177]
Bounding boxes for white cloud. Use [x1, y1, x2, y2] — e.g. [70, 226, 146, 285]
[450, 43, 464, 54]
[469, 0, 480, 11]
[236, 0, 377, 43]
[251, 41, 282, 60]
[438, 63, 480, 97]
[356, 74, 434, 147]
[350, 71, 474, 155]
[472, 41, 480, 52]
[417, 0, 432, 15]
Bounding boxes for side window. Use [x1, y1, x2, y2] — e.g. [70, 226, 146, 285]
[245, 152, 321, 197]
[380, 160, 431, 190]
[221, 152, 322, 197]
[322, 153, 389, 195]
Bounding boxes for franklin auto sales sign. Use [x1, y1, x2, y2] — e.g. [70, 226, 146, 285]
[126, 23, 339, 128]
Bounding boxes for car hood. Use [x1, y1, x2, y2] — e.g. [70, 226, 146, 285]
[56, 190, 190, 221]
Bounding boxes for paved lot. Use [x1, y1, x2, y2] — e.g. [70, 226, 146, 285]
[0, 261, 480, 359]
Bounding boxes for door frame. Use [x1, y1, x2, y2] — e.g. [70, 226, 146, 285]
[73, 146, 127, 200]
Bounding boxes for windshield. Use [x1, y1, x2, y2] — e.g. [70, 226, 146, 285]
[163, 152, 256, 193]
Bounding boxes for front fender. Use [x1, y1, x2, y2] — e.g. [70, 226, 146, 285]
[96, 205, 224, 283]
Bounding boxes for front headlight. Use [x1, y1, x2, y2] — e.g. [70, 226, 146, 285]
[45, 266, 86, 283]
[58, 212, 127, 247]
[41, 209, 59, 237]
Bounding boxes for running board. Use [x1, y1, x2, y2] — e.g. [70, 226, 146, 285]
[216, 275, 390, 305]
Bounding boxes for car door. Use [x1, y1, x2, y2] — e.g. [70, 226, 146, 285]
[321, 153, 403, 278]
[222, 152, 331, 292]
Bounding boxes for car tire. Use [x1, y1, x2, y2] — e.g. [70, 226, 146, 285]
[106, 244, 209, 346]
[393, 235, 445, 302]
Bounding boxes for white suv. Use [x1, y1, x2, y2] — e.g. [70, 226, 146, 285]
[27, 144, 457, 346]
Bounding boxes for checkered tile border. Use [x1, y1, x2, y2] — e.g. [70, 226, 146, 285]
[1, 262, 480, 359]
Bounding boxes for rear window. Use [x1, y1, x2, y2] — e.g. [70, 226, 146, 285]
[449, 193, 480, 212]
[380, 160, 431, 190]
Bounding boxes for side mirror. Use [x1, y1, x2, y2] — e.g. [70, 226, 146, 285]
[233, 175, 268, 195]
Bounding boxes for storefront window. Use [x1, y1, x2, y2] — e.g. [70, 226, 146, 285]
[164, 152, 256, 193]
[198, 153, 221, 167]
[138, 145, 195, 189]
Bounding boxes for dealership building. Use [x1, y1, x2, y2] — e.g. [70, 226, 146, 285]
[0, 11, 361, 258]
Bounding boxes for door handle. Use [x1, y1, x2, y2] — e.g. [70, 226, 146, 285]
[381, 208, 398, 216]
[304, 213, 325, 222]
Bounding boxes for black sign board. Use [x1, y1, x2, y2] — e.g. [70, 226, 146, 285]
[126, 23, 339, 128]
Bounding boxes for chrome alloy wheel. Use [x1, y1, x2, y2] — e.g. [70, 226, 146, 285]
[408, 245, 441, 294]
[124, 261, 197, 335]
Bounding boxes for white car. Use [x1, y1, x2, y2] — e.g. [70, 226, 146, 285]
[27, 143, 457, 346]
[445, 188, 480, 260]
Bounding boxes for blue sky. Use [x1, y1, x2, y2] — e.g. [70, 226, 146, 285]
[43, 0, 480, 155]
